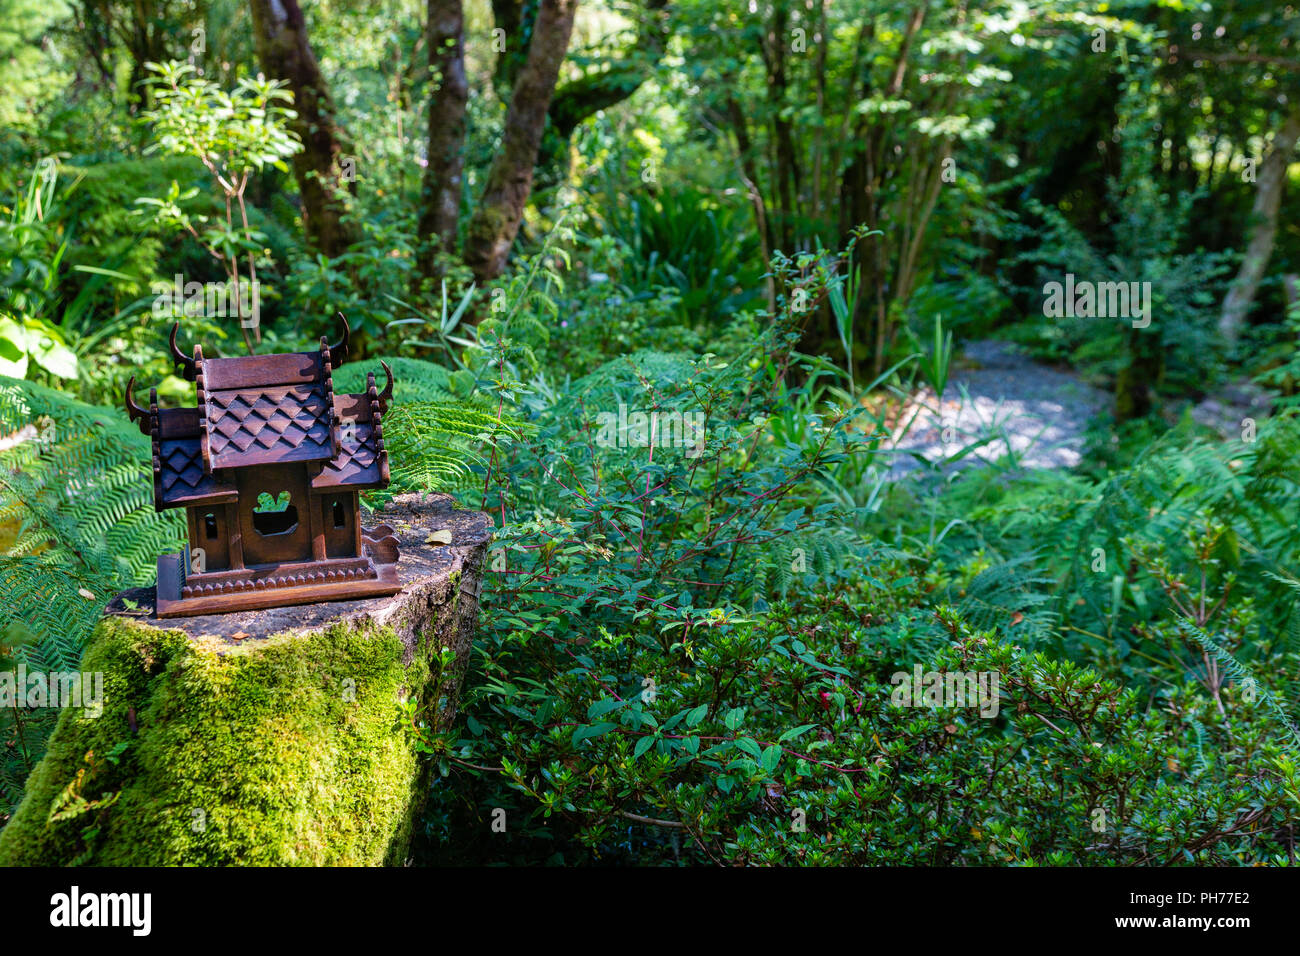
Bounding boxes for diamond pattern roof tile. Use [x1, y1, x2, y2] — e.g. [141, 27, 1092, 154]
[205, 383, 335, 469]
[157, 437, 236, 509]
[313, 421, 384, 490]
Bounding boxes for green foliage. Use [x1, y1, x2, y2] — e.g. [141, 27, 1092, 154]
[8, 0, 1300, 870]
[0, 151, 208, 403]
[332, 356, 457, 403]
[421, 569, 1299, 865]
[590, 182, 764, 326]
[888, 406, 1300, 743]
[335, 354, 525, 495]
[0, 0, 72, 128]
[382, 401, 526, 495]
[139, 62, 300, 180]
[403, 234, 1300, 865]
[920, 314, 955, 402]
[0, 376, 184, 622]
[285, 225, 419, 345]
[0, 376, 183, 817]
[1013, 50, 1232, 401]
[0, 161, 95, 381]
[136, 60, 302, 352]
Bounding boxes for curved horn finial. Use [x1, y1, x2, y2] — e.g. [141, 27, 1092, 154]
[124, 375, 144, 421]
[124, 376, 147, 429]
[169, 323, 196, 381]
[328, 312, 350, 366]
[378, 360, 394, 405]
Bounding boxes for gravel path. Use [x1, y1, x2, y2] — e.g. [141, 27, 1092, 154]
[885, 339, 1111, 475]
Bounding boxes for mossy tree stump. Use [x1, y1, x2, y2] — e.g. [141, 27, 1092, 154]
[0, 494, 490, 866]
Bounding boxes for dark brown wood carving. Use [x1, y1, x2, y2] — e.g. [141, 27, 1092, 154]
[126, 313, 402, 617]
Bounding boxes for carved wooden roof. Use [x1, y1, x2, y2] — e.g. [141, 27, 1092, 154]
[148, 404, 238, 509]
[158, 436, 238, 508]
[313, 422, 381, 490]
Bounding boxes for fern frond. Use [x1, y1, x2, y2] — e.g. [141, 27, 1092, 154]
[332, 356, 470, 405]
[0, 375, 185, 819]
[949, 553, 1059, 646]
[1181, 622, 1300, 754]
[382, 401, 527, 494]
[1188, 717, 1211, 777]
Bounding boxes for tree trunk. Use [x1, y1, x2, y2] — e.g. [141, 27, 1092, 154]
[723, 95, 769, 249]
[248, 0, 358, 258]
[1218, 105, 1300, 348]
[536, 0, 671, 184]
[1115, 321, 1164, 423]
[766, 0, 799, 253]
[0, 495, 491, 866]
[414, 0, 469, 285]
[547, 0, 669, 140]
[116, 0, 173, 112]
[463, 0, 578, 283]
[842, 3, 927, 375]
[490, 0, 532, 98]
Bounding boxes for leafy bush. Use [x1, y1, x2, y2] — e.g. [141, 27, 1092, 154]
[386, 240, 1295, 866]
[589, 180, 764, 328]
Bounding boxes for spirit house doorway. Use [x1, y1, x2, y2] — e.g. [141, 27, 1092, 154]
[238, 464, 311, 566]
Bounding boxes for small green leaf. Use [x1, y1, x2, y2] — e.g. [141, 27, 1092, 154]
[587, 697, 623, 720]
[572, 722, 618, 746]
[760, 745, 782, 772]
[778, 723, 819, 743]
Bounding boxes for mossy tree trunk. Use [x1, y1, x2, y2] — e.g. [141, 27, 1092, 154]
[0, 495, 489, 866]
[1116, 321, 1165, 423]
[535, 0, 671, 187]
[249, 0, 359, 258]
[462, 0, 578, 283]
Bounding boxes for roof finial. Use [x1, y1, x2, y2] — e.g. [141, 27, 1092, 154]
[124, 376, 148, 427]
[170, 323, 197, 381]
[328, 312, 350, 366]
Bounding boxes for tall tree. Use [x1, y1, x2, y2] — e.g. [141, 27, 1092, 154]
[248, 0, 357, 257]
[1150, 1, 1300, 345]
[462, 0, 578, 282]
[1218, 105, 1300, 348]
[413, 0, 469, 282]
[489, 0, 532, 98]
[679, 0, 1015, 372]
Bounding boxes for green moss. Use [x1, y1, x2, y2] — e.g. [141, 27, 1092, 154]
[0, 614, 443, 866]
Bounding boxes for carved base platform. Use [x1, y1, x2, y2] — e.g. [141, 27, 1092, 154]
[155, 525, 402, 618]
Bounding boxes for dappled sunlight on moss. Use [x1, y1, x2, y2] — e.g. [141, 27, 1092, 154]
[0, 613, 446, 865]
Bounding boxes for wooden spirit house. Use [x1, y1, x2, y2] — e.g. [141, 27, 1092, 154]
[125, 315, 402, 617]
